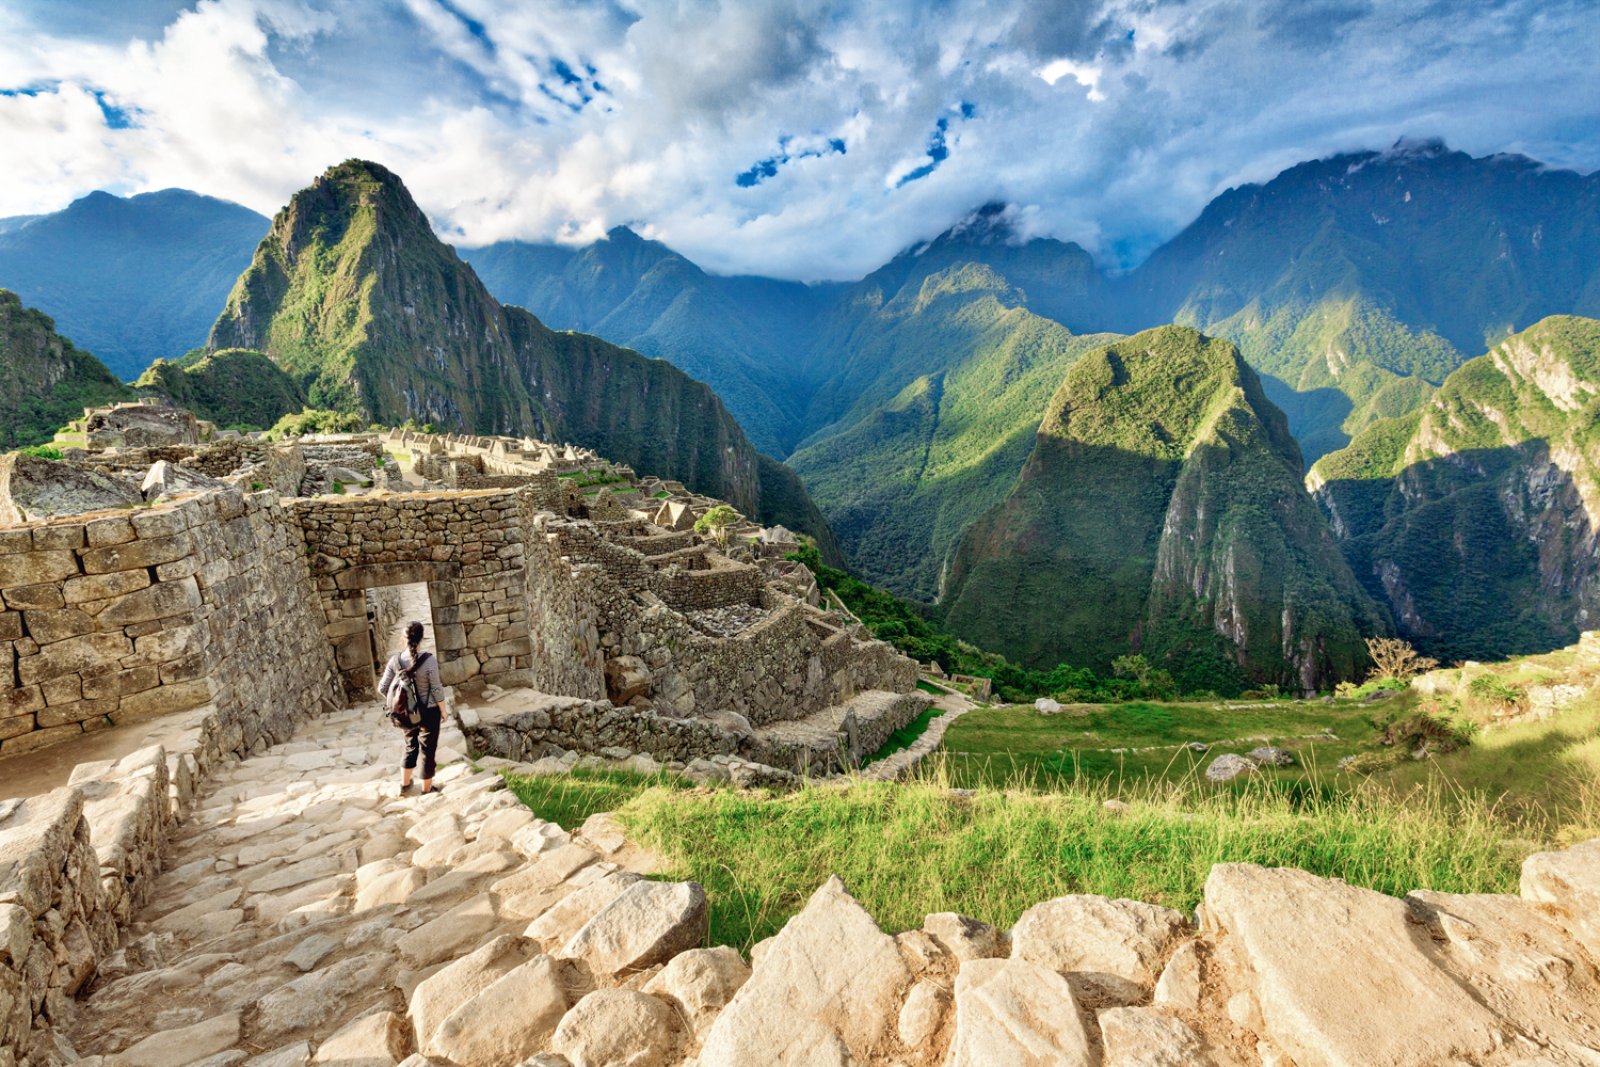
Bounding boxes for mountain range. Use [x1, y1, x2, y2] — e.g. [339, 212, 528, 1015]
[2, 140, 1596, 684]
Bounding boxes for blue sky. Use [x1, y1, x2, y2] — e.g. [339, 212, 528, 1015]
[2, 0, 1597, 278]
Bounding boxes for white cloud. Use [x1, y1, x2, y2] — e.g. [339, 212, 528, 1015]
[0, 0, 1597, 279]
[1037, 58, 1105, 101]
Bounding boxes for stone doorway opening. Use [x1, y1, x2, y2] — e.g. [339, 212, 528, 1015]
[364, 582, 434, 686]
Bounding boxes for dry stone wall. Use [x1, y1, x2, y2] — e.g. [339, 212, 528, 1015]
[1, 489, 339, 759]
[295, 491, 535, 696]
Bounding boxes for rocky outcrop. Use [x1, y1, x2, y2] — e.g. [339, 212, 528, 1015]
[0, 453, 141, 526]
[1312, 315, 1600, 661]
[0, 289, 131, 451]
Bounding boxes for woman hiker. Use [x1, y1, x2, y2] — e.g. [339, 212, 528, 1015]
[378, 620, 447, 796]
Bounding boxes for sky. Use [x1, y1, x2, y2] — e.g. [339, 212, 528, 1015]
[2, 0, 1598, 279]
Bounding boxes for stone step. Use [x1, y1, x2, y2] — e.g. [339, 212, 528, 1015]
[749, 690, 931, 776]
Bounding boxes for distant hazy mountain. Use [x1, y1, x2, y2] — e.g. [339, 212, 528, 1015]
[210, 160, 837, 548]
[461, 229, 833, 456]
[0, 190, 268, 380]
[942, 325, 1387, 690]
[0, 289, 131, 449]
[1310, 315, 1600, 661]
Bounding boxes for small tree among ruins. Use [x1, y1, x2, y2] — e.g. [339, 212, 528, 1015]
[694, 504, 741, 546]
[1364, 637, 1438, 682]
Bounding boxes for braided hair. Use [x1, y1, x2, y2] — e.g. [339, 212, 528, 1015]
[404, 621, 425, 658]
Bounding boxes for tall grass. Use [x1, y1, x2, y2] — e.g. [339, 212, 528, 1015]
[605, 762, 1531, 952]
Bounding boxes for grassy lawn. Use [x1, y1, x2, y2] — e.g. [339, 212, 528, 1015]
[863, 705, 944, 764]
[941, 698, 1377, 788]
[616, 776, 1523, 951]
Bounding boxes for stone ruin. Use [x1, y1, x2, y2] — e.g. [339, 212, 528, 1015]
[4, 407, 1600, 1067]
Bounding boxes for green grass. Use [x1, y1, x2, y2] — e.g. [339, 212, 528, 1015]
[614, 773, 1528, 952]
[941, 698, 1375, 788]
[502, 767, 699, 833]
[864, 705, 944, 763]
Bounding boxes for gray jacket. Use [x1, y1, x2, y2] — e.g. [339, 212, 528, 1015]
[378, 649, 446, 709]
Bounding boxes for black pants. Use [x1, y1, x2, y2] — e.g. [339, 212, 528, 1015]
[403, 704, 442, 780]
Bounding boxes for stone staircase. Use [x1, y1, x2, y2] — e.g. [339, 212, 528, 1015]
[747, 690, 929, 776]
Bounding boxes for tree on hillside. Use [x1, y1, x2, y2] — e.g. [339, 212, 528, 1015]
[694, 504, 741, 546]
[1364, 637, 1438, 681]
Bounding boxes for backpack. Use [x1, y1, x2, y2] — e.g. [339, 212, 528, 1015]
[385, 651, 431, 729]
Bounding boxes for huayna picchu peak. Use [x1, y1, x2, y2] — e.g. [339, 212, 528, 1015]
[209, 159, 838, 552]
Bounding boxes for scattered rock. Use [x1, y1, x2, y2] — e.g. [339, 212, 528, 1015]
[1010, 895, 1191, 1005]
[559, 880, 708, 977]
[946, 958, 1093, 1067]
[426, 955, 581, 1066]
[699, 876, 911, 1065]
[1098, 1006, 1213, 1067]
[922, 913, 1007, 962]
[1203, 753, 1257, 782]
[312, 1010, 409, 1067]
[408, 934, 542, 1051]
[0, 451, 142, 525]
[641, 946, 750, 1034]
[897, 979, 951, 1046]
[1034, 698, 1063, 715]
[549, 989, 684, 1067]
[1246, 746, 1295, 767]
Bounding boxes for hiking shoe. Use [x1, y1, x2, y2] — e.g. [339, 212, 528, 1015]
[398, 782, 416, 796]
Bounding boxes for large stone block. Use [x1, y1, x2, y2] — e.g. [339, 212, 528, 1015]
[63, 569, 151, 605]
[114, 678, 212, 722]
[18, 632, 132, 685]
[80, 533, 193, 575]
[23, 607, 97, 645]
[0, 551, 79, 588]
[93, 577, 202, 627]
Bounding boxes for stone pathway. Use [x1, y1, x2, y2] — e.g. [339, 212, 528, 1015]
[65, 703, 700, 1067]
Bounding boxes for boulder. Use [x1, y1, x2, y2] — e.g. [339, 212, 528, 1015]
[325, 465, 372, 487]
[1246, 746, 1295, 767]
[1201, 863, 1501, 1067]
[1010, 895, 1191, 1005]
[1098, 1006, 1213, 1067]
[141, 461, 226, 502]
[426, 955, 581, 1067]
[1520, 838, 1600, 955]
[312, 1010, 410, 1067]
[1204, 753, 1257, 782]
[1034, 698, 1063, 714]
[642, 946, 750, 1034]
[604, 656, 651, 704]
[549, 989, 684, 1067]
[946, 958, 1093, 1067]
[698, 876, 911, 1065]
[408, 935, 542, 1050]
[558, 880, 707, 976]
[0, 452, 141, 526]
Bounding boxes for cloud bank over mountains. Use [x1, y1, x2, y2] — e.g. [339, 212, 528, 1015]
[3, 0, 1597, 278]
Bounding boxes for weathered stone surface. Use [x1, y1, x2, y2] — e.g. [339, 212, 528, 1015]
[1201, 863, 1502, 1067]
[108, 1011, 240, 1067]
[408, 935, 541, 1051]
[1011, 895, 1190, 1004]
[397, 893, 498, 966]
[946, 958, 1093, 1067]
[896, 978, 951, 1046]
[1098, 1006, 1213, 1066]
[922, 912, 1006, 962]
[1520, 837, 1600, 955]
[253, 955, 391, 1041]
[699, 876, 910, 1065]
[425, 955, 578, 1066]
[0, 453, 141, 527]
[312, 1010, 410, 1067]
[522, 872, 639, 946]
[550, 989, 683, 1067]
[641, 946, 750, 1034]
[558, 879, 707, 977]
[1152, 940, 1201, 1012]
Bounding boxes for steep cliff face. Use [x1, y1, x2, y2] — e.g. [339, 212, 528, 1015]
[942, 326, 1386, 691]
[208, 161, 837, 548]
[1310, 315, 1600, 660]
[0, 289, 131, 449]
